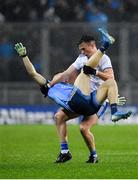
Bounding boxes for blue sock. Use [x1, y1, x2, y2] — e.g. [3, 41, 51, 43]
[100, 41, 109, 53]
[61, 143, 69, 154]
[91, 150, 97, 157]
[111, 103, 118, 115]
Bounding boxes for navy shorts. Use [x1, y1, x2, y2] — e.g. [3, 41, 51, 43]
[68, 89, 101, 116]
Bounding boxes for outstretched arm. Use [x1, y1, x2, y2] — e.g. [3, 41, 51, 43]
[22, 56, 46, 86]
[15, 43, 46, 86]
[49, 65, 78, 87]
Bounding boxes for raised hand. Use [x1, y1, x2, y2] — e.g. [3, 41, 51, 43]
[14, 43, 27, 57]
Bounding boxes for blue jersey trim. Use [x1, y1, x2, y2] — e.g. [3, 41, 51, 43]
[97, 101, 109, 118]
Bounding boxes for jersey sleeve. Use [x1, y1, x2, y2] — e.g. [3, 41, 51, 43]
[99, 55, 112, 71]
[72, 54, 88, 70]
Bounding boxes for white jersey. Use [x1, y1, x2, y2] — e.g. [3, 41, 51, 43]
[72, 54, 112, 92]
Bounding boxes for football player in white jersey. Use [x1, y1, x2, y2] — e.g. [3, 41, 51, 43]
[48, 29, 127, 163]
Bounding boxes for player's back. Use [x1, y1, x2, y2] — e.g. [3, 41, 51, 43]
[48, 82, 75, 111]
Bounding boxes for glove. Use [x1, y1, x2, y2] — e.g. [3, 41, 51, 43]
[40, 82, 50, 98]
[14, 43, 27, 57]
[83, 65, 97, 75]
[117, 95, 127, 106]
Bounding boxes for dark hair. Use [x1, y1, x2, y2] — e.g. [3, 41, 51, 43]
[77, 35, 95, 46]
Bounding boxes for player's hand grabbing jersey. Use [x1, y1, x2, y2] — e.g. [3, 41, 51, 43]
[72, 54, 112, 92]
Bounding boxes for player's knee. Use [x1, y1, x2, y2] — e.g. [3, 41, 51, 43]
[54, 111, 67, 125]
[105, 79, 116, 87]
[54, 112, 62, 124]
[80, 124, 88, 134]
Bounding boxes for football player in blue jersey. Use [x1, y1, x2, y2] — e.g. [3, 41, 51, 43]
[15, 29, 131, 163]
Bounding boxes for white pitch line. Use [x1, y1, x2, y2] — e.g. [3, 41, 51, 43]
[99, 152, 138, 156]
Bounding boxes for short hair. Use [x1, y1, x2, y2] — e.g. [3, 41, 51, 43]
[77, 35, 95, 46]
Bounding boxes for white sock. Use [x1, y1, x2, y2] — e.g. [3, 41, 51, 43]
[61, 149, 69, 154]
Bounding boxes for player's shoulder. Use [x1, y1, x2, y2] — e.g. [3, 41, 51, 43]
[74, 54, 87, 64]
[102, 54, 110, 59]
[101, 54, 111, 62]
[76, 54, 87, 60]
[72, 54, 88, 70]
[99, 53, 112, 68]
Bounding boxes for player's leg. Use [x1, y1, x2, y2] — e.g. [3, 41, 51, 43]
[96, 79, 132, 121]
[80, 114, 98, 163]
[54, 109, 78, 163]
[55, 110, 68, 143]
[86, 28, 115, 68]
[96, 79, 118, 105]
[74, 29, 115, 95]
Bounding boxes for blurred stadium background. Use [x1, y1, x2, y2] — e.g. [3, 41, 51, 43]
[0, 0, 138, 124]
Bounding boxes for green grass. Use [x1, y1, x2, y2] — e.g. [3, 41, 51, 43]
[0, 124, 138, 179]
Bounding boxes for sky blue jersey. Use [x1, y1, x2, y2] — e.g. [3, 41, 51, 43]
[44, 82, 108, 117]
[48, 82, 76, 112]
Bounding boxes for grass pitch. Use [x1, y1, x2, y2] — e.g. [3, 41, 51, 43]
[0, 124, 138, 179]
